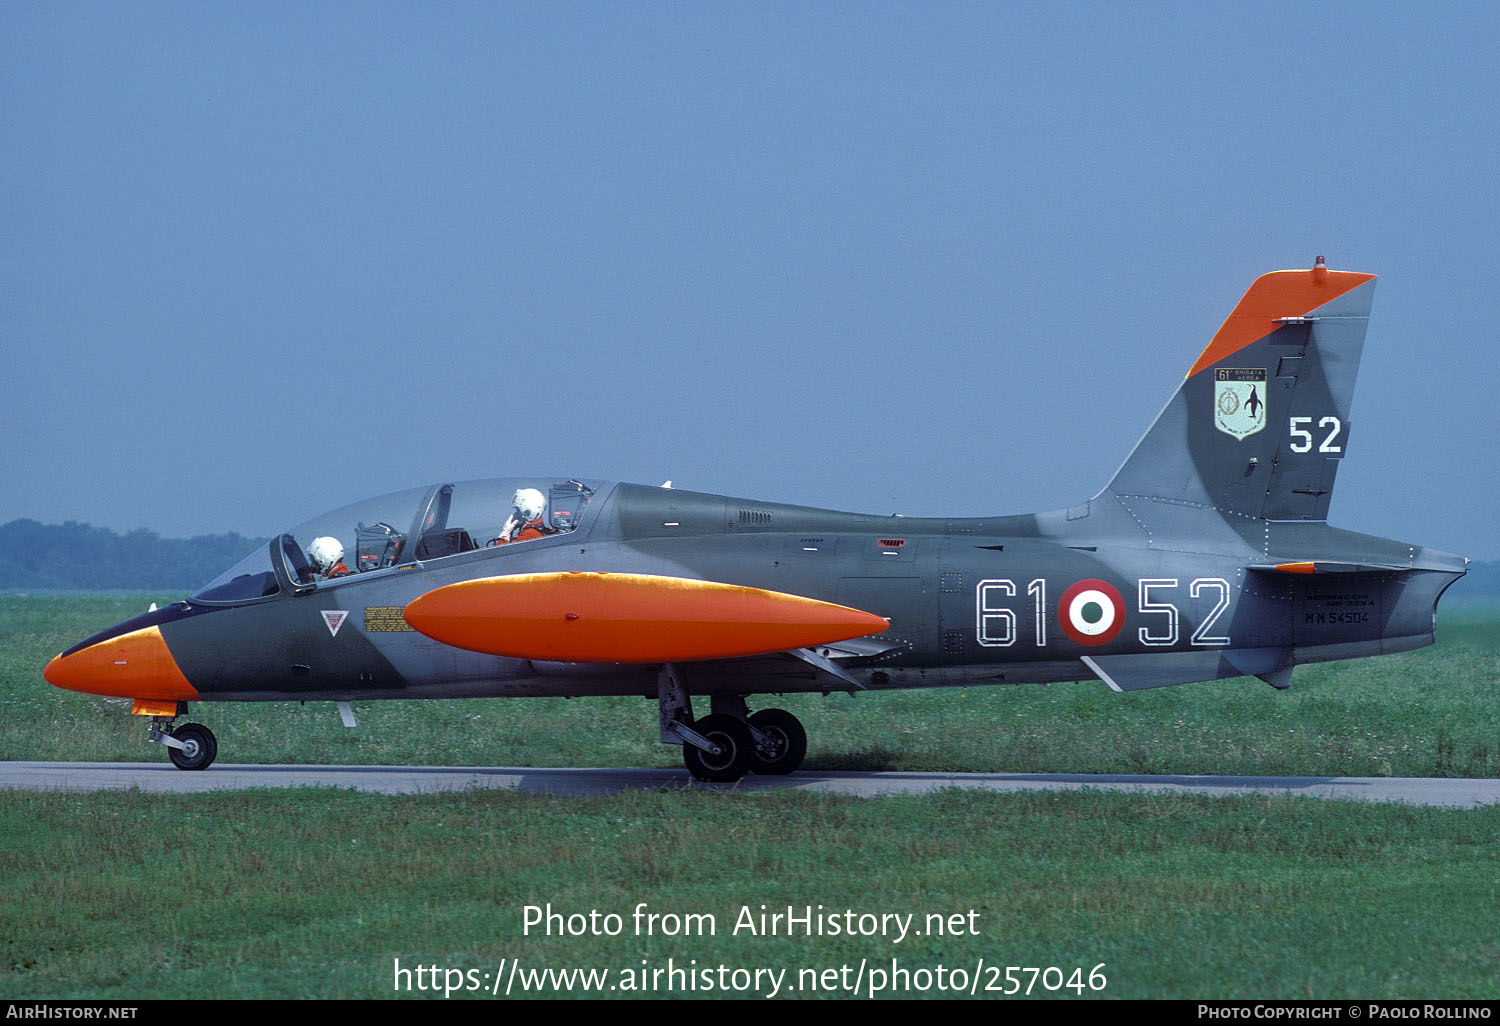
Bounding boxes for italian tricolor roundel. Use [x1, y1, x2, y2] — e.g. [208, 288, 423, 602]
[1059, 579, 1125, 646]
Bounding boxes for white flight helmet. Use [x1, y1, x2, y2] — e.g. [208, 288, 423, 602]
[511, 488, 546, 525]
[308, 536, 344, 573]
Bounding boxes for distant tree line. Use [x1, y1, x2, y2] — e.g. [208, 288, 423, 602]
[0, 519, 269, 592]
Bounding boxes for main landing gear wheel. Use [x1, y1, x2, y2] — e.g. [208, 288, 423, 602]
[167, 723, 218, 771]
[748, 708, 806, 775]
[682, 714, 754, 782]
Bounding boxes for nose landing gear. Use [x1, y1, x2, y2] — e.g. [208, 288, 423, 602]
[144, 710, 219, 771]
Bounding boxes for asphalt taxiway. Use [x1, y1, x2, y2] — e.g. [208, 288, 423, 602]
[2, 762, 1497, 807]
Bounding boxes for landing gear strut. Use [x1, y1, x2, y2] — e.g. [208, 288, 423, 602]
[148, 715, 219, 771]
[657, 665, 807, 782]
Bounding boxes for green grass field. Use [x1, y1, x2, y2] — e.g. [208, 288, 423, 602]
[3, 593, 1498, 1000]
[3, 788, 1498, 1000]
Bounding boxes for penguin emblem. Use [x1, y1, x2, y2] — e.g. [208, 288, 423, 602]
[1213, 368, 1267, 439]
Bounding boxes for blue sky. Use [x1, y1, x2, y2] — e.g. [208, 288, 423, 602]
[5, 2, 1497, 559]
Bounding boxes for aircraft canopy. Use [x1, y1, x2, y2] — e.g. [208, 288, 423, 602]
[191, 478, 603, 604]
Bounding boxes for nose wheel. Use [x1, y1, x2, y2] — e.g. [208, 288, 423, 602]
[149, 717, 218, 771]
[167, 723, 218, 771]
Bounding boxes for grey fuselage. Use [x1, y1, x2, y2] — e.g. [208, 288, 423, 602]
[118, 477, 1465, 705]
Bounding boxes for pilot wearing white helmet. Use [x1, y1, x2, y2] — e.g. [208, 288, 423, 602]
[308, 536, 350, 579]
[494, 488, 551, 545]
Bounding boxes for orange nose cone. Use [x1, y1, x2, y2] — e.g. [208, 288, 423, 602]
[44, 625, 199, 701]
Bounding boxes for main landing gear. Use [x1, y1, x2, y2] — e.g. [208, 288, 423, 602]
[658, 665, 807, 782]
[146, 712, 219, 771]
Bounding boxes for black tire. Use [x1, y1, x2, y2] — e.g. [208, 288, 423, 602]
[168, 723, 217, 771]
[682, 714, 753, 782]
[748, 708, 807, 775]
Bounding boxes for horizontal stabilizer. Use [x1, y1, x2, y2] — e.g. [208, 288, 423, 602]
[403, 571, 889, 663]
[1249, 561, 1412, 575]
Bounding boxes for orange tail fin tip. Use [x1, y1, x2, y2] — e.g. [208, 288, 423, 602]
[1187, 261, 1376, 377]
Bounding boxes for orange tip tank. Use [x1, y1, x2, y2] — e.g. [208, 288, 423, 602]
[403, 571, 890, 663]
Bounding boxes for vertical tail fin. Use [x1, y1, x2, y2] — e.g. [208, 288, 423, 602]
[1102, 259, 1377, 521]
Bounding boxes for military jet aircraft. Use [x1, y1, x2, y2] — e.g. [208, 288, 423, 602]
[44, 259, 1467, 780]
